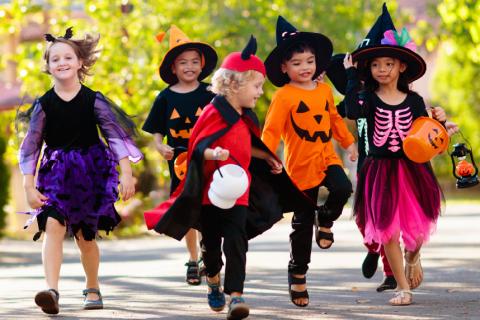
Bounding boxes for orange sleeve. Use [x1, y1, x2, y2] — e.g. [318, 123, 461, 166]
[261, 91, 289, 153]
[325, 85, 355, 149]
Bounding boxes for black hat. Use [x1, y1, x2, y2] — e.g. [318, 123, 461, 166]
[351, 3, 426, 83]
[264, 16, 333, 87]
[157, 25, 218, 85]
[326, 53, 347, 94]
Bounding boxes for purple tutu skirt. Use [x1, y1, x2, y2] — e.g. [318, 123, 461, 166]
[354, 157, 443, 251]
[36, 142, 120, 240]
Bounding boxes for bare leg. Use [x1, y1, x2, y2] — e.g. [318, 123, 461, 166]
[185, 228, 199, 261]
[42, 217, 66, 290]
[75, 232, 100, 301]
[383, 240, 412, 305]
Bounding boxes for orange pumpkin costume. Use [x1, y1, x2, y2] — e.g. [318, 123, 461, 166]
[262, 82, 355, 190]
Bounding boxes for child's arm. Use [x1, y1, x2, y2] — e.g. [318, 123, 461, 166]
[326, 86, 356, 151]
[343, 53, 368, 120]
[251, 146, 283, 174]
[153, 133, 174, 160]
[119, 157, 135, 200]
[261, 92, 289, 154]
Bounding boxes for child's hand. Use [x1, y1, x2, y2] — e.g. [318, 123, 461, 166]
[212, 146, 229, 161]
[119, 173, 135, 201]
[431, 107, 447, 123]
[346, 143, 358, 162]
[25, 187, 47, 209]
[343, 53, 357, 69]
[445, 121, 460, 136]
[265, 156, 283, 174]
[157, 144, 174, 160]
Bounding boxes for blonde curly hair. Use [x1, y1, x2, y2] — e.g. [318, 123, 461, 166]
[210, 68, 258, 98]
[43, 33, 100, 82]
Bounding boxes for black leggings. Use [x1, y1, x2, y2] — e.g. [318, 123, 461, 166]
[200, 205, 248, 294]
[288, 165, 352, 274]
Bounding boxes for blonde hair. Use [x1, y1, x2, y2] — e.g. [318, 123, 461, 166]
[210, 68, 258, 98]
[43, 33, 100, 82]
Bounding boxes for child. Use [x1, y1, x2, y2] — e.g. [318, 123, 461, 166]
[17, 27, 142, 314]
[343, 4, 447, 306]
[144, 36, 314, 320]
[142, 25, 217, 285]
[262, 16, 357, 307]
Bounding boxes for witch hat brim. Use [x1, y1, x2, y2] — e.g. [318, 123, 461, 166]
[326, 53, 347, 95]
[352, 45, 426, 82]
[265, 32, 333, 87]
[159, 42, 218, 85]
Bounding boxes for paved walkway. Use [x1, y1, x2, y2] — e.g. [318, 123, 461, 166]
[1, 203, 479, 319]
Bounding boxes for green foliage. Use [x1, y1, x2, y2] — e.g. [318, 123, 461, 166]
[0, 135, 10, 238]
[427, 0, 480, 175]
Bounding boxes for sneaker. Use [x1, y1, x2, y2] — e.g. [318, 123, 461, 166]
[227, 296, 249, 320]
[362, 252, 380, 279]
[207, 281, 226, 312]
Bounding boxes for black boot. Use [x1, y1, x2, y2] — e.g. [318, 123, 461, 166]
[362, 252, 379, 279]
[376, 275, 397, 292]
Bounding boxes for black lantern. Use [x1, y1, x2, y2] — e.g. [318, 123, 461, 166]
[450, 143, 479, 188]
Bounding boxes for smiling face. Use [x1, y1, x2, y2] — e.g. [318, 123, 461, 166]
[236, 71, 265, 109]
[47, 42, 83, 82]
[171, 49, 202, 85]
[370, 57, 406, 86]
[281, 50, 316, 86]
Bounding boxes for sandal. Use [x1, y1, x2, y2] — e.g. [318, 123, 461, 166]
[377, 275, 397, 292]
[227, 296, 249, 320]
[404, 253, 423, 289]
[314, 210, 334, 249]
[288, 273, 309, 307]
[389, 289, 413, 306]
[34, 288, 59, 314]
[207, 277, 226, 312]
[83, 288, 103, 310]
[185, 260, 201, 285]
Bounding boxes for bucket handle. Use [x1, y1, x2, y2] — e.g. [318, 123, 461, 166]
[213, 150, 242, 178]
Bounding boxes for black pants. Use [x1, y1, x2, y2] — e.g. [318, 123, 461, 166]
[200, 205, 248, 294]
[288, 165, 352, 275]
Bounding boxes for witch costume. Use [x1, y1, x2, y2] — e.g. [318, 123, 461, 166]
[344, 4, 443, 252]
[19, 85, 142, 241]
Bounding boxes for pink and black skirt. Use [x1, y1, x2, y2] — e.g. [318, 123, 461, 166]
[354, 157, 443, 251]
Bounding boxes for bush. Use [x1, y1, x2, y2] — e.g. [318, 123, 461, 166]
[0, 136, 10, 238]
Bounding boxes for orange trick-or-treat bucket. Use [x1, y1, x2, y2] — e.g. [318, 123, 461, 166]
[403, 117, 449, 163]
[174, 151, 188, 180]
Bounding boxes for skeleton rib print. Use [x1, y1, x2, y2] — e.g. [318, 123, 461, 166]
[373, 106, 413, 152]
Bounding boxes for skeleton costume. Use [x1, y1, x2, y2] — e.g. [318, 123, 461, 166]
[344, 5, 443, 252]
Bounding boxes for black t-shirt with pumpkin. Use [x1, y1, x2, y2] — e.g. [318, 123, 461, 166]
[143, 82, 215, 191]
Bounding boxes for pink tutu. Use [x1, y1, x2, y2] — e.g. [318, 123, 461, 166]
[354, 157, 443, 251]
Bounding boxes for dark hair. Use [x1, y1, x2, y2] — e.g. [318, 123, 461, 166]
[363, 58, 412, 94]
[281, 41, 316, 62]
[43, 33, 100, 82]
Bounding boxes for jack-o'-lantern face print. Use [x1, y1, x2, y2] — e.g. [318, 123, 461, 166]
[289, 100, 332, 142]
[427, 127, 446, 150]
[169, 106, 203, 139]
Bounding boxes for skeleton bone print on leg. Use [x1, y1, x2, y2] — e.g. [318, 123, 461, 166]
[373, 107, 413, 152]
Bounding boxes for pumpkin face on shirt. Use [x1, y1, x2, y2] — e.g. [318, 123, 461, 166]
[289, 100, 332, 142]
[169, 106, 203, 139]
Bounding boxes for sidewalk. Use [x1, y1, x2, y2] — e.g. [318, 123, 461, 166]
[1, 203, 479, 319]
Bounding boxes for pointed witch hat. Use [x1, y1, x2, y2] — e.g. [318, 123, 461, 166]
[157, 25, 218, 84]
[351, 3, 426, 83]
[326, 3, 399, 94]
[264, 16, 333, 87]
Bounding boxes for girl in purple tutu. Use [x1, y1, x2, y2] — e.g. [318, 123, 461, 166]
[342, 5, 448, 306]
[18, 27, 142, 314]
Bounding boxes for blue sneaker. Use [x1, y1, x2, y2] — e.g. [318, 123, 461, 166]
[227, 296, 249, 320]
[207, 281, 225, 312]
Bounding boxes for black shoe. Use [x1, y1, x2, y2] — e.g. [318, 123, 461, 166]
[362, 252, 380, 279]
[376, 275, 397, 292]
[35, 289, 59, 315]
